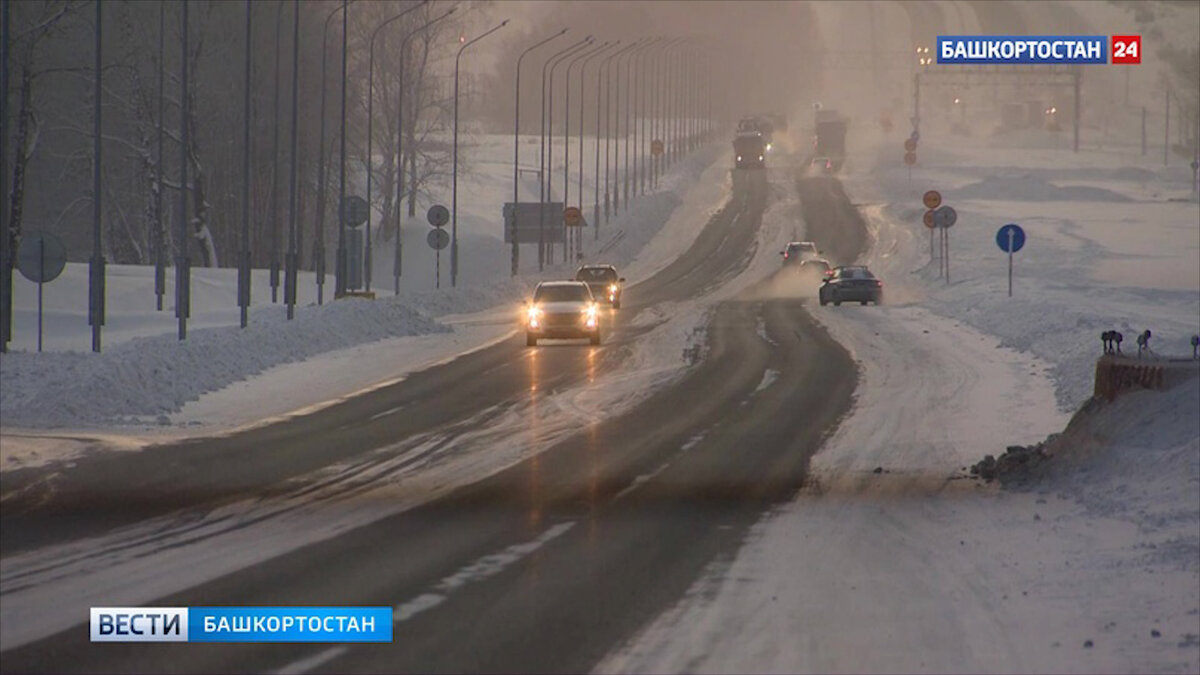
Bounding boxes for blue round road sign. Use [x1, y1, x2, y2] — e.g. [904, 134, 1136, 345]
[996, 224, 1025, 253]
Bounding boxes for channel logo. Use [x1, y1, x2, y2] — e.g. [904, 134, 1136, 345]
[937, 36, 1109, 65]
[90, 607, 393, 643]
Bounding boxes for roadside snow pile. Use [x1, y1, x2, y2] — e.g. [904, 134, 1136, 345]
[0, 297, 448, 428]
[970, 441, 1053, 482]
[954, 174, 1132, 202]
[1034, 377, 1200, 544]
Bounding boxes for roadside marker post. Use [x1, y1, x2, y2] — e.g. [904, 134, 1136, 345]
[995, 223, 1026, 297]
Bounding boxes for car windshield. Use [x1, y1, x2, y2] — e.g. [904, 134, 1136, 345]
[576, 268, 616, 282]
[839, 267, 875, 279]
[535, 285, 590, 303]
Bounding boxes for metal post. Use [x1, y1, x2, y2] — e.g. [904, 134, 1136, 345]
[596, 44, 632, 236]
[1072, 68, 1080, 153]
[1142, 106, 1147, 155]
[395, 8, 455, 295]
[0, 0, 8, 352]
[176, 0, 189, 340]
[452, 20, 509, 287]
[1164, 89, 1170, 166]
[367, 5, 428, 296]
[335, 0, 349, 297]
[565, 41, 608, 262]
[285, 0, 299, 320]
[269, 1, 284, 303]
[239, 0, 252, 328]
[155, 2, 165, 311]
[89, 0, 105, 352]
[580, 41, 616, 244]
[540, 38, 590, 269]
[37, 238, 42, 352]
[315, 3, 350, 305]
[514, 29, 568, 277]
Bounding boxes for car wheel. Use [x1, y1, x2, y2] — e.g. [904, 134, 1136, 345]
[833, 298, 842, 306]
[819, 297, 827, 306]
[526, 333, 537, 347]
[861, 300, 868, 306]
[590, 331, 601, 346]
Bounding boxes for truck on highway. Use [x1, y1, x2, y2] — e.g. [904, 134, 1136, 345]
[814, 109, 848, 171]
[733, 132, 766, 169]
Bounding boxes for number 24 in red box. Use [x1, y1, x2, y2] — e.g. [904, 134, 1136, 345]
[1112, 35, 1141, 64]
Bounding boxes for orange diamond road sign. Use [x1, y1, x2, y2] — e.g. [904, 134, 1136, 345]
[651, 139, 664, 156]
[904, 152, 917, 166]
[904, 138, 917, 153]
[922, 190, 942, 209]
[564, 206, 583, 227]
[923, 209, 936, 229]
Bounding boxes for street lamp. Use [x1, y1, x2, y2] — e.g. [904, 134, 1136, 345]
[597, 41, 638, 234]
[366, 1, 429, 294]
[314, 1, 354, 305]
[624, 39, 656, 210]
[607, 37, 646, 222]
[540, 36, 592, 270]
[512, 28, 568, 276]
[451, 19, 510, 287]
[393, 7, 455, 294]
[579, 40, 618, 244]
[564, 40, 611, 262]
[649, 37, 681, 189]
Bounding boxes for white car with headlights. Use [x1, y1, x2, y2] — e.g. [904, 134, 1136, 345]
[525, 281, 601, 347]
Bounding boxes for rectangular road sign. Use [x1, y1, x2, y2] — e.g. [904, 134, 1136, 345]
[502, 202, 565, 244]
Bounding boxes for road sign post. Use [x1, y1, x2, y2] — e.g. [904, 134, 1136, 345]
[996, 223, 1026, 297]
[17, 231, 67, 352]
[427, 204, 449, 288]
[933, 205, 957, 283]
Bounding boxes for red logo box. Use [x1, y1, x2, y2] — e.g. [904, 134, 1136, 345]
[1112, 35, 1141, 64]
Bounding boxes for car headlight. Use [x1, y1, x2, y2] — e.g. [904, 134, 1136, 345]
[608, 284, 618, 293]
[758, 155, 763, 161]
[736, 155, 742, 162]
[584, 303, 598, 327]
[527, 305, 542, 327]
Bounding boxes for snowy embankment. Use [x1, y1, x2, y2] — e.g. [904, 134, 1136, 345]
[0, 137, 722, 436]
[599, 115, 1199, 671]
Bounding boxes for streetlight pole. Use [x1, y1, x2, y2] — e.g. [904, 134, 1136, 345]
[608, 38, 644, 222]
[176, 0, 189, 341]
[597, 41, 636, 235]
[634, 38, 662, 198]
[394, 7, 455, 295]
[366, 2, 428, 295]
[313, 3, 352, 304]
[285, 0, 299, 320]
[335, 0, 350, 298]
[564, 40, 610, 263]
[238, 0, 251, 328]
[452, 19, 509, 287]
[513, 28, 568, 276]
[540, 36, 591, 270]
[90, 0, 104, 352]
[623, 40, 654, 212]
[580, 41, 617, 245]
[155, 2, 166, 311]
[268, 0, 285, 304]
[652, 38, 681, 188]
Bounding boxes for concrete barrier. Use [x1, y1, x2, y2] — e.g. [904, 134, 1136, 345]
[1094, 355, 1200, 402]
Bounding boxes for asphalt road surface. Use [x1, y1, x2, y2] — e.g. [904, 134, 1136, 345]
[1, 155, 869, 673]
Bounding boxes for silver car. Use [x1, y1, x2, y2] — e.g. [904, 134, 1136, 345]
[525, 281, 601, 346]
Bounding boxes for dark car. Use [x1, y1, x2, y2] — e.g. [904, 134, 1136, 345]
[525, 281, 601, 346]
[819, 265, 883, 306]
[574, 264, 625, 309]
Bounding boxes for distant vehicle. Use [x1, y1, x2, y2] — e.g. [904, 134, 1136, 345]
[813, 109, 848, 171]
[733, 132, 766, 169]
[798, 257, 834, 280]
[737, 116, 773, 144]
[525, 281, 601, 346]
[809, 156, 834, 174]
[819, 265, 883, 306]
[781, 241, 821, 265]
[574, 264, 625, 309]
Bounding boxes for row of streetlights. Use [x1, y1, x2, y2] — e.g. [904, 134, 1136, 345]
[512, 31, 713, 277]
